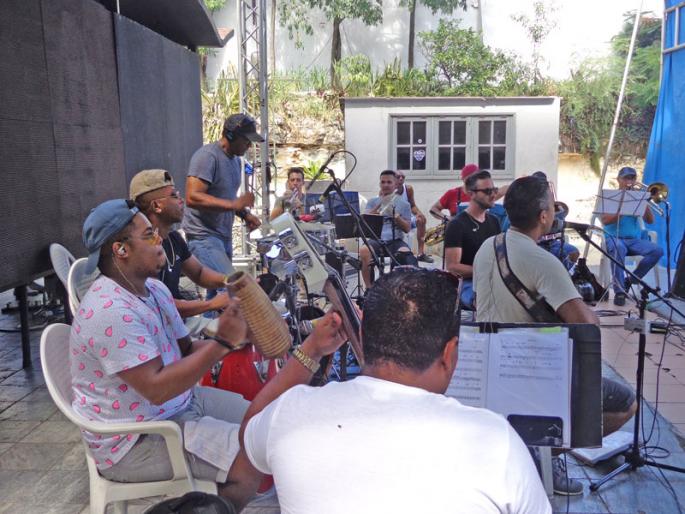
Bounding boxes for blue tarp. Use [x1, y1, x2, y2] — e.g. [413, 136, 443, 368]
[644, 0, 685, 269]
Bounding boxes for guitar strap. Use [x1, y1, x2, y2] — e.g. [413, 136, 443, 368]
[493, 233, 561, 323]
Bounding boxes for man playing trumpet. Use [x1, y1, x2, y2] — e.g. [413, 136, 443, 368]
[600, 167, 663, 306]
[359, 170, 417, 288]
[270, 166, 306, 220]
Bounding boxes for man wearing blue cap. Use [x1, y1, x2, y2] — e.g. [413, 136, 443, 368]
[70, 199, 254, 494]
[183, 113, 263, 296]
[600, 167, 663, 306]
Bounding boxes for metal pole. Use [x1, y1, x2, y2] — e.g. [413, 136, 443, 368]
[259, 0, 270, 225]
[583, 1, 643, 258]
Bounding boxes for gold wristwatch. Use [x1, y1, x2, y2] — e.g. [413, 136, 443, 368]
[292, 347, 320, 374]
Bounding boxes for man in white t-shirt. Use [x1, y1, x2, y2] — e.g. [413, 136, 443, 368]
[226, 267, 551, 514]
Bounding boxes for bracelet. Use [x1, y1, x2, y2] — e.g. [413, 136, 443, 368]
[213, 336, 246, 352]
[292, 347, 320, 374]
[236, 208, 249, 220]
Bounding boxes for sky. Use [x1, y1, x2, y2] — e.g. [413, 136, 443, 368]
[482, 0, 664, 79]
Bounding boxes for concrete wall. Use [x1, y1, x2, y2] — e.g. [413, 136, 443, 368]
[343, 96, 560, 226]
[205, 0, 479, 82]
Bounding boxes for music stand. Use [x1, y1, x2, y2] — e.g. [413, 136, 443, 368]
[594, 189, 649, 218]
[360, 214, 384, 240]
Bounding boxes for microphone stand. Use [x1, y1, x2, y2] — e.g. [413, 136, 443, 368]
[320, 170, 400, 278]
[570, 226, 685, 490]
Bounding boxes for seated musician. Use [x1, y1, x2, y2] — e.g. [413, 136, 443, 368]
[359, 170, 417, 288]
[394, 170, 433, 263]
[129, 169, 231, 319]
[227, 268, 551, 513]
[473, 177, 636, 495]
[270, 166, 306, 220]
[444, 170, 501, 309]
[600, 166, 663, 307]
[429, 164, 509, 221]
[530, 171, 579, 270]
[70, 198, 255, 503]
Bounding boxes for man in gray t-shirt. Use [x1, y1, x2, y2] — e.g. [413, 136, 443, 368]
[359, 170, 417, 288]
[182, 113, 263, 284]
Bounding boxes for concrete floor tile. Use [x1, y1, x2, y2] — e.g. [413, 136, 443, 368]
[0, 401, 58, 421]
[0, 470, 46, 503]
[641, 384, 685, 403]
[0, 401, 12, 413]
[32, 469, 90, 505]
[0, 504, 88, 514]
[0, 370, 16, 382]
[50, 442, 87, 471]
[0, 442, 73, 470]
[653, 403, 685, 424]
[21, 421, 82, 444]
[0, 420, 41, 442]
[0, 442, 13, 455]
[0, 384, 35, 401]
[1, 368, 45, 387]
[48, 409, 69, 422]
[21, 386, 54, 403]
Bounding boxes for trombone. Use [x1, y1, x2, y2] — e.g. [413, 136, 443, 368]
[632, 182, 669, 216]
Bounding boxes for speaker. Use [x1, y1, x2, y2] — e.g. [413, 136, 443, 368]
[671, 240, 685, 298]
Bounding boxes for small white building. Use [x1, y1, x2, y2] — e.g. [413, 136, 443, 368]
[343, 96, 560, 224]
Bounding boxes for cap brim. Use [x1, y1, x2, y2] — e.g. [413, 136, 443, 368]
[244, 132, 265, 143]
[84, 250, 101, 275]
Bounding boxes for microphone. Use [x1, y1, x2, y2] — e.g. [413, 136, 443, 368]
[319, 178, 338, 202]
[564, 221, 596, 234]
[306, 152, 337, 191]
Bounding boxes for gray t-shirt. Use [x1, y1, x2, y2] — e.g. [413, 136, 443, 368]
[365, 196, 412, 241]
[473, 229, 581, 323]
[182, 142, 242, 248]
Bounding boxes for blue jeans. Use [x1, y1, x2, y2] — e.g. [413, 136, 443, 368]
[187, 235, 234, 299]
[545, 240, 579, 271]
[605, 236, 663, 293]
[461, 279, 474, 310]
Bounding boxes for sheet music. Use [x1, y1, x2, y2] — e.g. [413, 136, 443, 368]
[486, 328, 572, 446]
[445, 326, 489, 408]
[595, 189, 649, 217]
[446, 326, 574, 447]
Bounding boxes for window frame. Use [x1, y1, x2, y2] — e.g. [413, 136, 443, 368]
[390, 115, 515, 179]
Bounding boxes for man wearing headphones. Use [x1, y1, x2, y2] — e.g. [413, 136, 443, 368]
[183, 113, 263, 292]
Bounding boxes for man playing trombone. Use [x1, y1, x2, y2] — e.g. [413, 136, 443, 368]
[600, 167, 663, 306]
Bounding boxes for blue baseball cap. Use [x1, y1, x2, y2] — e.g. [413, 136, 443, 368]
[82, 199, 140, 274]
[618, 166, 637, 179]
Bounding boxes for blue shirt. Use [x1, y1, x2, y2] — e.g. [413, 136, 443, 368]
[603, 215, 642, 240]
[182, 142, 242, 251]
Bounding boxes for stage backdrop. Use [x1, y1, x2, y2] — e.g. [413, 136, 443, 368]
[0, 0, 202, 292]
[644, 0, 685, 270]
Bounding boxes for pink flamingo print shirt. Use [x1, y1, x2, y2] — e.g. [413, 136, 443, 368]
[69, 276, 191, 470]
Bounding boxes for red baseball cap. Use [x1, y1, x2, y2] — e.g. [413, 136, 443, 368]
[460, 164, 479, 180]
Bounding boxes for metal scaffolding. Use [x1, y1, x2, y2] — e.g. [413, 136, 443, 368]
[237, 0, 270, 253]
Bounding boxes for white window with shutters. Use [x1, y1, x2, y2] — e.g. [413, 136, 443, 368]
[391, 116, 514, 179]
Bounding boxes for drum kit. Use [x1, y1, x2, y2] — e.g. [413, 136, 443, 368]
[201, 213, 361, 400]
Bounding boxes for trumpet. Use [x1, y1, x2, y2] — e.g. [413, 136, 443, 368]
[377, 193, 399, 217]
[425, 224, 445, 246]
[632, 182, 669, 216]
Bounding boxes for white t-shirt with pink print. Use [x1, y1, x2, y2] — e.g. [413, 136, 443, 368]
[70, 275, 191, 470]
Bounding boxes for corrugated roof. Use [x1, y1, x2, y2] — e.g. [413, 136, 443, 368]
[94, 0, 232, 48]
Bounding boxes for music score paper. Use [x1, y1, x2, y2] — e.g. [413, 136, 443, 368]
[446, 326, 573, 447]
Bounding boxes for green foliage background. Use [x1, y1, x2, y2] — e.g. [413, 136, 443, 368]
[201, 5, 660, 168]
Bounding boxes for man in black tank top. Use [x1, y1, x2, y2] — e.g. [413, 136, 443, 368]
[444, 170, 501, 309]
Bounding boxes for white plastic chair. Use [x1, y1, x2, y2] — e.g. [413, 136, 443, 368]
[49, 243, 76, 289]
[40, 324, 216, 514]
[67, 258, 101, 315]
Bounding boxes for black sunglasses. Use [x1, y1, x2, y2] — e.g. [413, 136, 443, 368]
[471, 187, 499, 196]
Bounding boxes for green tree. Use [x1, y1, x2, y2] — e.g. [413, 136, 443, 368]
[511, 0, 557, 83]
[419, 19, 534, 95]
[399, 0, 467, 69]
[279, 0, 383, 88]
